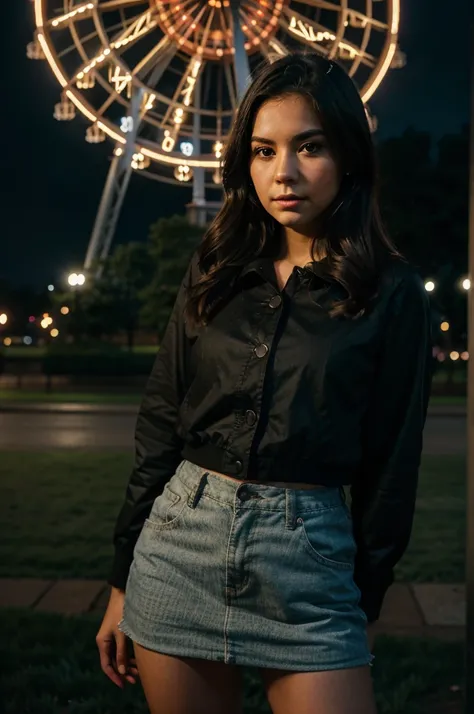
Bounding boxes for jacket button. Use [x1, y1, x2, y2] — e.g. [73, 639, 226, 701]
[234, 460, 243, 473]
[245, 409, 257, 426]
[254, 343, 269, 358]
[269, 295, 282, 309]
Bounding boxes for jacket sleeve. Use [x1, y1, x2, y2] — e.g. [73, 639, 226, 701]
[350, 269, 433, 623]
[108, 252, 198, 590]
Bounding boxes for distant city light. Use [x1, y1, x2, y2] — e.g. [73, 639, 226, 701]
[23, 336, 33, 345]
[440, 321, 450, 332]
[424, 280, 435, 292]
[3, 337, 11, 346]
[50, 328, 59, 338]
[68, 272, 86, 287]
[0, 313, 7, 325]
[60, 306, 70, 315]
[48, 284, 55, 292]
[450, 351, 460, 361]
[462, 278, 471, 291]
[461, 351, 469, 361]
[28, 316, 35, 323]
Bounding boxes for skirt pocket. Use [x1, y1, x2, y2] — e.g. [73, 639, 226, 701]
[146, 471, 188, 531]
[297, 504, 356, 570]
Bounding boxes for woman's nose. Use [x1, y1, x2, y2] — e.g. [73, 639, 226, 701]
[274, 152, 298, 184]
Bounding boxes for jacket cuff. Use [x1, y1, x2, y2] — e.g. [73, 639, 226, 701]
[353, 566, 394, 623]
[107, 546, 135, 591]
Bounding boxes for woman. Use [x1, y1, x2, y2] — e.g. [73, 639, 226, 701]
[96, 52, 432, 714]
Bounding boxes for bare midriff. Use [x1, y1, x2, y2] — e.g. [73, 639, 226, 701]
[204, 468, 328, 490]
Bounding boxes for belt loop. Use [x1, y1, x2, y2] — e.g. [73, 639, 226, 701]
[285, 489, 296, 530]
[187, 471, 207, 509]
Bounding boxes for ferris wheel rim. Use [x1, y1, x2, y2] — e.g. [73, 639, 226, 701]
[33, 0, 400, 177]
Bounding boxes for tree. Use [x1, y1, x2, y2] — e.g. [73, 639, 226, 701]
[377, 126, 469, 347]
[141, 215, 205, 338]
[54, 242, 153, 348]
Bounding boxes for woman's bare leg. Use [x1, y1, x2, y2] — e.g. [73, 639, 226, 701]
[133, 643, 244, 714]
[259, 665, 377, 714]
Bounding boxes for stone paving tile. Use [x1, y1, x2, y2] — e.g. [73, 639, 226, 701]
[373, 624, 465, 641]
[412, 583, 466, 626]
[34, 579, 107, 615]
[91, 584, 111, 612]
[377, 583, 424, 628]
[0, 578, 53, 608]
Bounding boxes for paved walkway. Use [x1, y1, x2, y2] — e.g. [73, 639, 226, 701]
[0, 579, 465, 640]
[0, 401, 467, 416]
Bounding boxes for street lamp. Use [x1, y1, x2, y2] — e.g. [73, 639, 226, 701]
[68, 272, 86, 287]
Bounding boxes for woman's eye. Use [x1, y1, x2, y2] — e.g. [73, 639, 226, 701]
[254, 146, 274, 158]
[301, 142, 323, 154]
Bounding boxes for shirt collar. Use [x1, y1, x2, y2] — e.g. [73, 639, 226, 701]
[238, 256, 333, 285]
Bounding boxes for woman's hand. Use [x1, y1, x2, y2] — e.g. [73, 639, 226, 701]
[96, 587, 139, 688]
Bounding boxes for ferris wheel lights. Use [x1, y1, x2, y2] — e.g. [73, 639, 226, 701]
[180, 141, 194, 157]
[174, 165, 193, 182]
[26, 39, 45, 60]
[65, 90, 97, 123]
[86, 124, 105, 143]
[37, 33, 67, 87]
[54, 97, 76, 121]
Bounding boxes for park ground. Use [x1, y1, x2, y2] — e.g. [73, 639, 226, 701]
[0, 449, 467, 713]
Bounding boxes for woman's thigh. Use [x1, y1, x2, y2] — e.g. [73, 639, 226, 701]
[259, 665, 377, 714]
[133, 643, 244, 714]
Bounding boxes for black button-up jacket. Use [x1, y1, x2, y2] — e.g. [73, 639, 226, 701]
[109, 249, 433, 623]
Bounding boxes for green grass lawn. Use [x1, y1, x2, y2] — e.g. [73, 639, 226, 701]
[0, 389, 142, 405]
[0, 609, 465, 714]
[0, 452, 466, 583]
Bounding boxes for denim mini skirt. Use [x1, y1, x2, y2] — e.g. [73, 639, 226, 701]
[119, 459, 374, 671]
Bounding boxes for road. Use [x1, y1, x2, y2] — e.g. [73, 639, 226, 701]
[0, 411, 466, 455]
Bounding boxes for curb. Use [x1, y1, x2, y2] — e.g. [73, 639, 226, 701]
[0, 402, 139, 415]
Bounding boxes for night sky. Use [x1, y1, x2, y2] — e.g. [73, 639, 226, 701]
[3, 1, 470, 289]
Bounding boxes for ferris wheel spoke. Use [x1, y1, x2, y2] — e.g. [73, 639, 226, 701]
[161, 54, 205, 129]
[133, 35, 177, 83]
[292, 0, 389, 31]
[223, 61, 237, 112]
[44, 1, 95, 30]
[106, 6, 159, 53]
[281, 8, 376, 67]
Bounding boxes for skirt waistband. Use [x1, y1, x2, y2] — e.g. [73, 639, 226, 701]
[175, 459, 346, 530]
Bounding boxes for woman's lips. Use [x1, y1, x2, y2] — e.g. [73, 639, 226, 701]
[273, 198, 305, 209]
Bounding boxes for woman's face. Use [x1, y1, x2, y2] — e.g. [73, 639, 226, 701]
[249, 93, 342, 236]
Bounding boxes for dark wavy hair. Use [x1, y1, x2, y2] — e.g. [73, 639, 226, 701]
[185, 51, 403, 327]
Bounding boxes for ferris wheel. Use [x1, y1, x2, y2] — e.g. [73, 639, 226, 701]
[28, 0, 402, 271]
